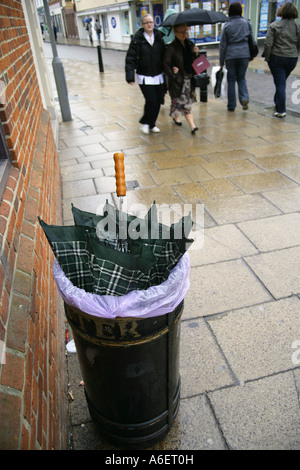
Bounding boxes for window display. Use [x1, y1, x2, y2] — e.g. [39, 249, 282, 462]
[258, 0, 289, 37]
[181, 1, 248, 45]
[136, 3, 149, 29]
[183, 1, 218, 43]
[167, 2, 180, 12]
[153, 3, 164, 27]
[122, 11, 130, 36]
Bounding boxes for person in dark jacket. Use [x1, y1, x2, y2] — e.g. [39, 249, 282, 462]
[219, 2, 251, 112]
[52, 22, 57, 41]
[125, 14, 165, 134]
[163, 24, 199, 134]
[262, 2, 300, 118]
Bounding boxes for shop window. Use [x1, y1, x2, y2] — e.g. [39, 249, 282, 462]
[153, 4, 164, 27]
[167, 2, 180, 12]
[122, 11, 130, 35]
[0, 78, 12, 201]
[180, 1, 249, 44]
[136, 3, 149, 28]
[183, 1, 219, 44]
[102, 14, 109, 39]
[0, 120, 12, 203]
[258, 0, 289, 37]
[52, 14, 63, 34]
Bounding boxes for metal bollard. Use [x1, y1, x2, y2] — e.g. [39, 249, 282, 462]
[97, 45, 104, 72]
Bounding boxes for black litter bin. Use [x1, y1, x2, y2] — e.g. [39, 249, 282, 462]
[40, 155, 192, 449]
[65, 300, 183, 449]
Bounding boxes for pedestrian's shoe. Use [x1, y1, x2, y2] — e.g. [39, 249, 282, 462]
[173, 117, 182, 126]
[274, 112, 286, 118]
[141, 124, 149, 134]
[241, 99, 248, 110]
[150, 126, 160, 133]
[191, 127, 198, 135]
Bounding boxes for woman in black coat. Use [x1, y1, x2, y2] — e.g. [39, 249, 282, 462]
[125, 15, 165, 134]
[163, 24, 199, 134]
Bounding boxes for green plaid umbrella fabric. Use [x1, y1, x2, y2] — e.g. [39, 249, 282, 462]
[71, 201, 137, 228]
[39, 202, 193, 297]
[72, 202, 193, 285]
[72, 201, 145, 251]
[39, 218, 158, 296]
[38, 220, 94, 292]
[87, 233, 157, 295]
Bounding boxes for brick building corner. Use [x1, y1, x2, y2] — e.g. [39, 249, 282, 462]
[0, 1, 67, 449]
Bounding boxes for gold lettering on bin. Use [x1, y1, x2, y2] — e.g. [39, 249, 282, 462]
[118, 321, 140, 339]
[96, 320, 140, 340]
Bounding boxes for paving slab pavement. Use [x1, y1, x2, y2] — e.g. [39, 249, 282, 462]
[44, 41, 300, 451]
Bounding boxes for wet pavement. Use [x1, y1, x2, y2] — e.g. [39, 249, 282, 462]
[44, 39, 300, 451]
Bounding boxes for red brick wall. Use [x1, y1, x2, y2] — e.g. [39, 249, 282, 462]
[0, 1, 67, 449]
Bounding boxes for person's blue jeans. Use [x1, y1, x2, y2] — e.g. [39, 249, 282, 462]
[268, 55, 298, 113]
[225, 58, 250, 111]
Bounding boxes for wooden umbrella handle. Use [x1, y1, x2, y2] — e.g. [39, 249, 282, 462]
[113, 152, 126, 197]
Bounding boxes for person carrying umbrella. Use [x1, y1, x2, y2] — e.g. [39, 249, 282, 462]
[163, 23, 199, 134]
[125, 14, 165, 135]
[219, 2, 251, 112]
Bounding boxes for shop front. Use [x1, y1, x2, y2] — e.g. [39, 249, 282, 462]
[133, 0, 248, 45]
[74, 0, 299, 47]
[133, 1, 164, 29]
[75, 2, 132, 44]
[185, 1, 228, 44]
[182, 0, 299, 44]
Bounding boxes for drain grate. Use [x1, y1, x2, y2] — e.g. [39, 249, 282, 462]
[126, 180, 139, 191]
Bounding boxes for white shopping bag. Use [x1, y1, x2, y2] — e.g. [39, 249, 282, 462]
[211, 66, 227, 99]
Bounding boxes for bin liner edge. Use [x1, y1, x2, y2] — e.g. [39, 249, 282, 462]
[53, 252, 191, 319]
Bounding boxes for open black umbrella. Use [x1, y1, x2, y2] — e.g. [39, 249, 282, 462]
[161, 8, 228, 27]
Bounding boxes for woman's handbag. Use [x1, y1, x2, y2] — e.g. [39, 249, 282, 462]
[248, 20, 258, 60]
